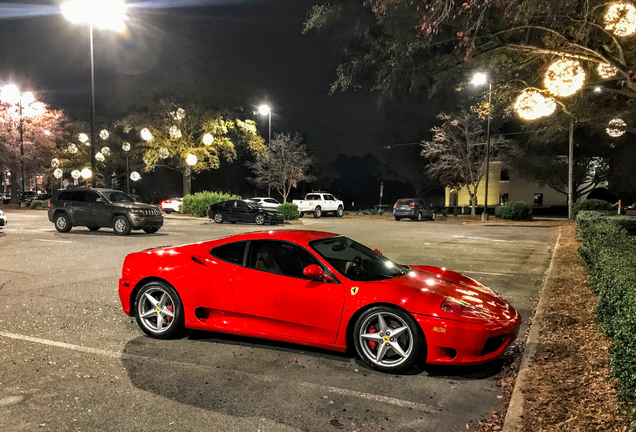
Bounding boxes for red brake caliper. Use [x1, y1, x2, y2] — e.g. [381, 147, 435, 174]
[368, 325, 376, 350]
[166, 305, 173, 323]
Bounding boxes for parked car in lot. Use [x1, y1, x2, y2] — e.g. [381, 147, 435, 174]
[292, 192, 344, 218]
[160, 197, 182, 213]
[393, 198, 436, 221]
[19, 191, 38, 206]
[118, 230, 521, 373]
[48, 188, 163, 235]
[0, 209, 6, 228]
[208, 199, 284, 225]
[247, 197, 281, 209]
[1, 193, 11, 204]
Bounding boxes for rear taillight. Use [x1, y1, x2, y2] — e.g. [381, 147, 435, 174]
[408, 205, 415, 208]
[48, 201, 51, 207]
[393, 205, 398, 208]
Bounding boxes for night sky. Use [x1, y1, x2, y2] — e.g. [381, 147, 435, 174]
[0, 0, 385, 156]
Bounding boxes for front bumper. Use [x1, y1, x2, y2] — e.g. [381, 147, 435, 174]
[414, 312, 521, 365]
[118, 277, 135, 316]
[267, 213, 285, 224]
[0, 216, 6, 227]
[130, 215, 164, 229]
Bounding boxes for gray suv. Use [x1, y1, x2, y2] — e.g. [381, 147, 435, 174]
[48, 188, 163, 235]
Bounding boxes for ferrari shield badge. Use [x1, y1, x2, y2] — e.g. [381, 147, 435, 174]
[351, 286, 359, 296]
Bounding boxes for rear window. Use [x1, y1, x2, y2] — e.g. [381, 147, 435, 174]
[306, 194, 321, 200]
[396, 199, 414, 205]
[57, 191, 72, 201]
[211, 241, 247, 265]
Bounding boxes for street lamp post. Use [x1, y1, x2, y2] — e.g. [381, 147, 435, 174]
[62, 0, 127, 188]
[472, 73, 492, 221]
[258, 104, 272, 196]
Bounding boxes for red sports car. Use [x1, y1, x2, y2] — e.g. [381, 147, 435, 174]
[118, 230, 521, 373]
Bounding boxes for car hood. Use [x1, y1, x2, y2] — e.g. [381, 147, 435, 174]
[109, 202, 160, 210]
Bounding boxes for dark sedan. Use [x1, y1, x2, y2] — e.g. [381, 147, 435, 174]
[393, 198, 436, 221]
[208, 199, 284, 225]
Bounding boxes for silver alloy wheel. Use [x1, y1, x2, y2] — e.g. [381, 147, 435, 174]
[255, 214, 265, 225]
[358, 311, 414, 369]
[214, 213, 223, 223]
[114, 218, 127, 233]
[337, 207, 343, 217]
[56, 216, 67, 230]
[315, 208, 321, 217]
[137, 287, 176, 333]
[431, 211, 436, 221]
[417, 212, 422, 221]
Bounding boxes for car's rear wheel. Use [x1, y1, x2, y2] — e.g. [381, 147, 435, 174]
[431, 211, 436, 221]
[134, 281, 183, 339]
[143, 228, 159, 234]
[213, 212, 224, 224]
[417, 212, 423, 221]
[54, 213, 72, 233]
[113, 216, 132, 236]
[314, 207, 322, 218]
[353, 306, 423, 373]
[394, 217, 401, 221]
[87, 226, 100, 231]
[299, 212, 304, 218]
[336, 206, 344, 217]
[255, 214, 266, 225]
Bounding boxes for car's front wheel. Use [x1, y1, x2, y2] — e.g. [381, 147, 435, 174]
[134, 281, 183, 339]
[255, 214, 266, 225]
[353, 306, 424, 373]
[113, 216, 132, 236]
[299, 212, 304, 218]
[213, 212, 224, 224]
[336, 206, 344, 217]
[430, 211, 436, 221]
[54, 213, 72, 233]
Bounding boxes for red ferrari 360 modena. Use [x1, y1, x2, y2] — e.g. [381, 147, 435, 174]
[118, 230, 521, 373]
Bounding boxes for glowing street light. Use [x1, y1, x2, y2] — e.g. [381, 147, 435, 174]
[202, 133, 214, 145]
[140, 128, 153, 141]
[62, 0, 128, 187]
[471, 72, 493, 221]
[81, 168, 92, 179]
[122, 142, 131, 193]
[186, 154, 198, 166]
[471, 72, 488, 86]
[544, 59, 586, 97]
[54, 168, 63, 179]
[130, 171, 141, 182]
[513, 89, 557, 120]
[78, 133, 89, 144]
[184, 154, 197, 196]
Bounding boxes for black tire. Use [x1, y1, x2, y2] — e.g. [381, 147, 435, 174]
[353, 306, 424, 373]
[213, 212, 224, 224]
[54, 213, 72, 233]
[143, 227, 159, 234]
[394, 217, 401, 221]
[430, 211, 437, 221]
[134, 281, 184, 339]
[255, 214, 266, 225]
[87, 226, 100, 231]
[336, 206, 344, 217]
[314, 206, 322, 218]
[417, 212, 423, 221]
[113, 215, 132, 236]
[299, 212, 304, 218]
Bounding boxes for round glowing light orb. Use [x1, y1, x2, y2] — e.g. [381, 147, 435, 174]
[54, 168, 63, 179]
[61, 0, 128, 32]
[68, 143, 78, 154]
[122, 142, 131, 152]
[186, 154, 198, 166]
[607, 118, 627, 137]
[598, 62, 619, 79]
[95, 152, 105, 162]
[169, 125, 182, 139]
[471, 72, 488, 86]
[99, 129, 109, 140]
[140, 128, 153, 141]
[80, 168, 92, 179]
[544, 59, 586, 97]
[172, 108, 186, 121]
[101, 147, 111, 156]
[202, 133, 214, 145]
[51, 158, 60, 168]
[258, 104, 270, 116]
[44, 130, 51, 136]
[78, 133, 89, 143]
[605, 3, 636, 36]
[514, 89, 557, 120]
[158, 147, 170, 159]
[71, 170, 81, 180]
[0, 85, 21, 105]
[130, 171, 141, 181]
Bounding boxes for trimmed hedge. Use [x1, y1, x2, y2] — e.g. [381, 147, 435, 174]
[181, 191, 241, 217]
[495, 201, 532, 220]
[572, 198, 615, 219]
[276, 203, 299, 220]
[29, 200, 49, 210]
[577, 215, 636, 416]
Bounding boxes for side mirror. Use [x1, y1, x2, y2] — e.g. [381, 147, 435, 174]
[303, 264, 333, 282]
[374, 248, 383, 255]
[96, 197, 105, 203]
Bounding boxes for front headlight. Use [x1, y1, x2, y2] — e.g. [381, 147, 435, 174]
[130, 209, 144, 214]
[441, 298, 491, 319]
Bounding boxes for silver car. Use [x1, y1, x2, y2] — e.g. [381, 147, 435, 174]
[247, 197, 281, 209]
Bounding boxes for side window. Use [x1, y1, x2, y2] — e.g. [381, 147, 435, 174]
[247, 240, 321, 278]
[57, 192, 72, 201]
[86, 192, 100, 202]
[326, 195, 335, 201]
[236, 200, 248, 208]
[210, 241, 247, 265]
[71, 191, 87, 202]
[266, 199, 277, 204]
[500, 169, 510, 181]
[224, 200, 236, 207]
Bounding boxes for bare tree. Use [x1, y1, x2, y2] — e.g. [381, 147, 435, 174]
[247, 132, 313, 203]
[421, 110, 512, 215]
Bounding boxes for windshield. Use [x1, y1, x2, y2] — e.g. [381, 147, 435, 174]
[103, 191, 136, 203]
[310, 236, 409, 281]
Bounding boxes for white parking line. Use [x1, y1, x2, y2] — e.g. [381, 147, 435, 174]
[37, 239, 72, 244]
[452, 235, 509, 242]
[0, 330, 438, 413]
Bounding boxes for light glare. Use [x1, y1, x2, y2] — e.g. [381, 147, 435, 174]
[514, 89, 557, 120]
[544, 59, 586, 97]
[130, 171, 141, 181]
[258, 104, 270, 116]
[140, 128, 153, 141]
[202, 133, 214, 145]
[605, 3, 636, 36]
[471, 72, 488, 86]
[607, 118, 627, 137]
[81, 168, 92, 179]
[186, 154, 197, 166]
[62, 0, 127, 32]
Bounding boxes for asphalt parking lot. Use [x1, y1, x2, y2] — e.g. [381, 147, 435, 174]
[0, 211, 558, 431]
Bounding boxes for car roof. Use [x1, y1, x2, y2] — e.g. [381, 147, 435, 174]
[217, 229, 339, 245]
[250, 197, 276, 200]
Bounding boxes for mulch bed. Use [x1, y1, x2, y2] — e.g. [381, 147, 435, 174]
[477, 222, 626, 431]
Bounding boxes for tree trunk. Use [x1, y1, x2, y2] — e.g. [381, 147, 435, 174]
[9, 168, 19, 204]
[183, 167, 191, 197]
[470, 193, 477, 216]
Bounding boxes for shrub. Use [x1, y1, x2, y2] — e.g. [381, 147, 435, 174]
[29, 200, 49, 210]
[572, 198, 615, 218]
[495, 201, 532, 221]
[277, 202, 299, 220]
[181, 191, 241, 217]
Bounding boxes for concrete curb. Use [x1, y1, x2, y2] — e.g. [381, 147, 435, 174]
[502, 226, 563, 432]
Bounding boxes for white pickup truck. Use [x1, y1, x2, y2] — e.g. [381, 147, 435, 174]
[293, 192, 344, 218]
